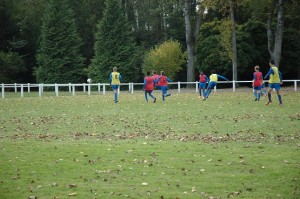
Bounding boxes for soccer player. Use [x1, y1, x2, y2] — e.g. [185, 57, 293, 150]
[202, 70, 229, 101]
[252, 65, 263, 101]
[155, 71, 172, 101]
[198, 71, 209, 97]
[264, 59, 283, 105]
[152, 70, 161, 90]
[143, 71, 156, 103]
[109, 67, 122, 103]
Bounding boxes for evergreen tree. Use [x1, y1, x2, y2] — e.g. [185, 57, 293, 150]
[35, 0, 85, 83]
[88, 0, 139, 83]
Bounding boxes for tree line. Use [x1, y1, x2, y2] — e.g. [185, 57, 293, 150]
[0, 0, 299, 84]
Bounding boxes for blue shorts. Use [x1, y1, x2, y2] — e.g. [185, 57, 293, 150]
[161, 86, 168, 94]
[269, 83, 280, 91]
[112, 85, 119, 90]
[199, 82, 206, 89]
[207, 82, 217, 89]
[253, 86, 262, 90]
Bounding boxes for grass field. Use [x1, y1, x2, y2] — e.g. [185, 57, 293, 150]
[0, 91, 299, 199]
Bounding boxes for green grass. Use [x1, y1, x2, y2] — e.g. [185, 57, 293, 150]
[0, 91, 299, 198]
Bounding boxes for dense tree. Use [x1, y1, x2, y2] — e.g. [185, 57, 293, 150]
[88, 0, 139, 83]
[35, 0, 85, 83]
[143, 40, 185, 79]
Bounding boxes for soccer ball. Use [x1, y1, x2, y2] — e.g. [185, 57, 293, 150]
[87, 78, 91, 83]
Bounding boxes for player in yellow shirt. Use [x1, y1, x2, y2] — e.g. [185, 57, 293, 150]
[203, 70, 229, 101]
[109, 67, 122, 103]
[264, 60, 283, 105]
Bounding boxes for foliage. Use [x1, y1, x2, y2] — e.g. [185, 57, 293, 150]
[88, 0, 139, 83]
[35, 0, 85, 83]
[0, 51, 27, 83]
[143, 40, 185, 80]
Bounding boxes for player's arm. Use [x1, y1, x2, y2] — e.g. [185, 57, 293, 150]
[167, 77, 172, 82]
[217, 75, 229, 81]
[109, 74, 112, 85]
[155, 77, 161, 84]
[205, 76, 209, 83]
[279, 71, 283, 84]
[264, 68, 274, 79]
[252, 74, 256, 87]
[143, 79, 146, 90]
[119, 74, 123, 83]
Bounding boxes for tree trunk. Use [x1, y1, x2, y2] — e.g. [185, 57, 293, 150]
[184, 0, 195, 83]
[274, 0, 284, 67]
[229, 0, 238, 82]
[267, 0, 284, 68]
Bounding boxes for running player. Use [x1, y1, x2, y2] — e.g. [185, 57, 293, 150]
[264, 59, 283, 105]
[143, 71, 156, 103]
[202, 70, 229, 101]
[152, 70, 161, 90]
[109, 67, 122, 103]
[155, 71, 172, 101]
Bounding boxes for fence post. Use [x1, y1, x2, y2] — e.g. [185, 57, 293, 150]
[83, 83, 86, 92]
[72, 85, 75, 96]
[2, 83, 4, 98]
[294, 80, 297, 92]
[69, 83, 72, 93]
[14, 83, 17, 93]
[178, 81, 180, 93]
[233, 80, 236, 92]
[88, 83, 91, 95]
[103, 84, 106, 95]
[39, 84, 42, 97]
[131, 82, 134, 94]
[55, 83, 59, 96]
[21, 84, 24, 97]
[195, 81, 198, 92]
[27, 83, 30, 93]
[98, 83, 101, 93]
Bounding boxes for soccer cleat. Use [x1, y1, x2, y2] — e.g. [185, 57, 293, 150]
[115, 100, 118, 103]
[255, 98, 258, 101]
[265, 100, 272, 105]
[154, 98, 156, 103]
[202, 97, 206, 101]
[279, 103, 283, 106]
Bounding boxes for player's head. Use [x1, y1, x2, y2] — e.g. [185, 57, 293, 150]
[113, 67, 117, 72]
[152, 70, 157, 75]
[147, 71, 151, 76]
[200, 71, 204, 75]
[254, 65, 260, 71]
[211, 70, 216, 74]
[161, 71, 165, 76]
[269, 59, 275, 67]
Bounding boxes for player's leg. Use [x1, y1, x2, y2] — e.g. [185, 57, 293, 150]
[275, 84, 282, 105]
[266, 85, 273, 105]
[148, 91, 155, 100]
[253, 88, 257, 100]
[144, 91, 148, 102]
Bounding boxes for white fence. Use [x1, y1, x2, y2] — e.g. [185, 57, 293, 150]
[1, 80, 299, 98]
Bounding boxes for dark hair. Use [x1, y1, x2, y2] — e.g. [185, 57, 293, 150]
[152, 70, 157, 74]
[147, 71, 151, 76]
[211, 70, 216, 74]
[161, 71, 165, 76]
[269, 59, 275, 65]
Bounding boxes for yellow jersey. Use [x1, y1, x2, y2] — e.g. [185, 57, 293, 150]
[269, 66, 280, 83]
[111, 72, 121, 85]
[209, 74, 218, 82]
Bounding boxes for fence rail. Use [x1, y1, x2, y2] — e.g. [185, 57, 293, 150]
[1, 80, 299, 98]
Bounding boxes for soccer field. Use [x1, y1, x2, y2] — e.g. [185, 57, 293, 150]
[0, 91, 299, 198]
